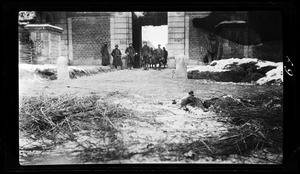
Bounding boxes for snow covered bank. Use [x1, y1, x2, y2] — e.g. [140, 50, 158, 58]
[187, 58, 283, 85]
[19, 64, 112, 80]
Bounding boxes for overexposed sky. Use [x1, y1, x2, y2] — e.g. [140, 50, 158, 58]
[142, 25, 168, 48]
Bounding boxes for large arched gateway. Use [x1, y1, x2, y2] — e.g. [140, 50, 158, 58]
[19, 11, 282, 65]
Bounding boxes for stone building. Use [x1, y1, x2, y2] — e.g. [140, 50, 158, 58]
[19, 11, 282, 65]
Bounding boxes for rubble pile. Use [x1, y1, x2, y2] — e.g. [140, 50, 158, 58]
[19, 64, 112, 80]
[187, 58, 283, 85]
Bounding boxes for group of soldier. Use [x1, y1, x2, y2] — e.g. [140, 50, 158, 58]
[100, 41, 168, 70]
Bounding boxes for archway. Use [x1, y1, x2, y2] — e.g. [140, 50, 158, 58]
[132, 12, 168, 55]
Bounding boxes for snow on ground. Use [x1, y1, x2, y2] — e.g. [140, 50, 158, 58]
[188, 58, 280, 72]
[19, 66, 283, 164]
[187, 58, 283, 85]
[19, 63, 112, 80]
[256, 64, 283, 85]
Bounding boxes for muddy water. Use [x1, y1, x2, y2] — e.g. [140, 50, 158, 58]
[19, 68, 282, 164]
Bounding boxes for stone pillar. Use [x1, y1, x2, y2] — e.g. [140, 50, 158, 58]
[175, 54, 188, 78]
[24, 24, 63, 64]
[110, 12, 132, 55]
[56, 56, 70, 82]
[184, 15, 189, 59]
[167, 12, 186, 57]
[167, 12, 186, 68]
[67, 18, 73, 61]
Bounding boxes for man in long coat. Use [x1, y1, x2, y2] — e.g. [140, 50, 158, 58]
[162, 47, 168, 68]
[141, 42, 151, 69]
[125, 43, 136, 69]
[101, 42, 110, 66]
[111, 45, 123, 69]
[206, 33, 219, 63]
[156, 44, 164, 70]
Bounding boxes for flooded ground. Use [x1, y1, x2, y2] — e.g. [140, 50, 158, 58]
[19, 68, 283, 164]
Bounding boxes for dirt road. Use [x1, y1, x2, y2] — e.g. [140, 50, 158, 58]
[19, 68, 282, 164]
[19, 68, 274, 99]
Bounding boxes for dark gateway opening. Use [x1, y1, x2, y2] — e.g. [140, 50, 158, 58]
[132, 12, 168, 55]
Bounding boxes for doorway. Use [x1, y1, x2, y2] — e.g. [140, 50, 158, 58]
[132, 12, 168, 54]
[142, 25, 168, 49]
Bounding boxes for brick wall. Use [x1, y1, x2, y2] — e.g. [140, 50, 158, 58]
[252, 41, 283, 62]
[19, 26, 34, 63]
[71, 16, 111, 60]
[188, 12, 251, 62]
[188, 15, 210, 63]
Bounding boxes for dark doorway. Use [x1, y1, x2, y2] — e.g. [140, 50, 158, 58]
[132, 12, 168, 55]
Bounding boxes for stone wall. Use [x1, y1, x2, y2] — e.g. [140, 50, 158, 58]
[19, 25, 34, 64]
[110, 12, 132, 54]
[188, 15, 210, 64]
[70, 16, 111, 61]
[52, 12, 113, 64]
[252, 41, 283, 62]
[187, 12, 255, 64]
[167, 12, 186, 57]
[23, 24, 63, 64]
[28, 11, 282, 66]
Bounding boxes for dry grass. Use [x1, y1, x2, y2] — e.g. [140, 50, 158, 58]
[19, 88, 283, 163]
[164, 88, 283, 162]
[19, 93, 135, 162]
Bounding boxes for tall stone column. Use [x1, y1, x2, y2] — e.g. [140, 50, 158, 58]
[167, 12, 186, 68]
[167, 12, 186, 56]
[110, 12, 132, 55]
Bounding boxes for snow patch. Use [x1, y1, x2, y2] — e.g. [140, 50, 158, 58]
[187, 58, 283, 85]
[256, 64, 283, 85]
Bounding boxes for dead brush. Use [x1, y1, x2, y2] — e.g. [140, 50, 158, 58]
[164, 88, 283, 162]
[19, 93, 135, 161]
[214, 104, 283, 155]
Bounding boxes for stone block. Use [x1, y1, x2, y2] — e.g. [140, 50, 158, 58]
[114, 23, 129, 29]
[114, 29, 129, 34]
[168, 38, 185, 44]
[114, 17, 129, 23]
[168, 21, 185, 27]
[168, 33, 185, 39]
[168, 27, 185, 33]
[168, 17, 185, 22]
[56, 56, 70, 81]
[169, 44, 185, 50]
[175, 54, 188, 78]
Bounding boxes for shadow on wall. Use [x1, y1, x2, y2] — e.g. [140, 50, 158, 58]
[252, 41, 283, 62]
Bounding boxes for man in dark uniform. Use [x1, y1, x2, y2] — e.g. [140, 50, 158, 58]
[101, 42, 110, 66]
[141, 42, 151, 70]
[162, 47, 168, 68]
[156, 44, 164, 70]
[111, 45, 123, 69]
[149, 47, 155, 68]
[206, 33, 219, 63]
[125, 43, 136, 69]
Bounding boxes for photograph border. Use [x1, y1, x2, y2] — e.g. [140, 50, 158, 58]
[2, 0, 298, 173]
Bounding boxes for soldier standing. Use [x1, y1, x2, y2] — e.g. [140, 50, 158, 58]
[141, 42, 151, 70]
[162, 47, 168, 68]
[101, 41, 110, 66]
[111, 45, 123, 69]
[206, 33, 219, 63]
[125, 43, 136, 69]
[156, 44, 164, 70]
